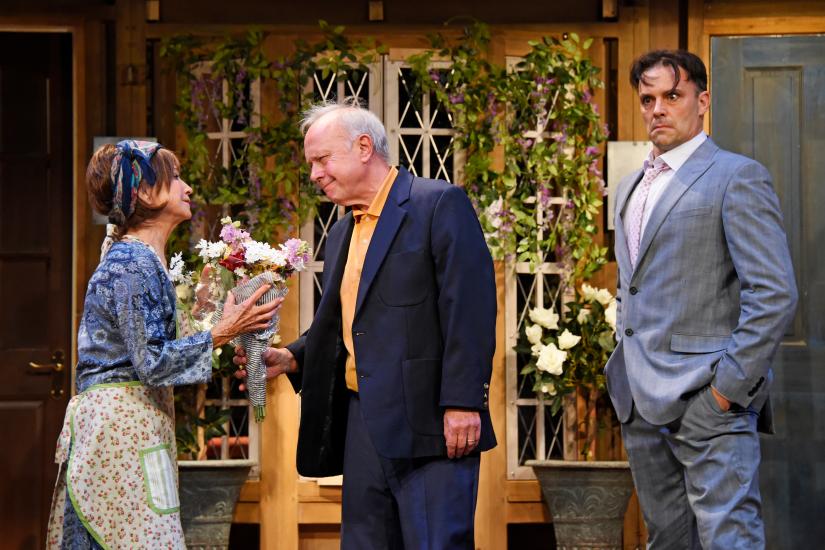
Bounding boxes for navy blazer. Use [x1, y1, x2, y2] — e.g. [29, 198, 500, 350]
[286, 167, 497, 477]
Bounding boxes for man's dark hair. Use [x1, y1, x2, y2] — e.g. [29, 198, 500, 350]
[630, 50, 707, 93]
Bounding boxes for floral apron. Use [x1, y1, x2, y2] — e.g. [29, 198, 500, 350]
[47, 382, 186, 549]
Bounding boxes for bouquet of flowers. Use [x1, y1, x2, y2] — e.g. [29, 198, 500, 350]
[175, 217, 311, 422]
[517, 283, 617, 416]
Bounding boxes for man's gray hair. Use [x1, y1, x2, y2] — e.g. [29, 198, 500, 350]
[300, 97, 390, 163]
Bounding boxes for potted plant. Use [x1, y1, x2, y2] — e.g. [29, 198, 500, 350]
[518, 283, 633, 549]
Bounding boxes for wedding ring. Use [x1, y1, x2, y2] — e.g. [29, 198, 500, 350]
[467, 439, 476, 444]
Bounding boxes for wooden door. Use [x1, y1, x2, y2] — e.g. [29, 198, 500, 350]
[0, 32, 73, 549]
[711, 35, 825, 548]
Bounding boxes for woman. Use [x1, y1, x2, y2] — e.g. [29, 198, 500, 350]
[46, 140, 280, 549]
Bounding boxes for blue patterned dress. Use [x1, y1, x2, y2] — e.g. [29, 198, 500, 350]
[60, 240, 213, 549]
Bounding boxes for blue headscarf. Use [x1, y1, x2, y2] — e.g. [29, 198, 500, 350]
[109, 139, 164, 224]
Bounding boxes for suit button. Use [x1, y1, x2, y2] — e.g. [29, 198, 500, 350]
[629, 287, 638, 295]
[483, 383, 490, 389]
[625, 328, 634, 337]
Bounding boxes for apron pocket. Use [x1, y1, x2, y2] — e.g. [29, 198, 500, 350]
[139, 444, 180, 514]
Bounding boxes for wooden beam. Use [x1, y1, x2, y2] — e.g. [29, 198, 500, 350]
[115, 0, 147, 136]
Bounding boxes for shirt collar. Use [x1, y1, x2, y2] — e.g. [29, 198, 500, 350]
[353, 166, 398, 222]
[645, 131, 707, 172]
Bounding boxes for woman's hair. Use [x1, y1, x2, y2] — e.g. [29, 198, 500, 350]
[86, 144, 180, 235]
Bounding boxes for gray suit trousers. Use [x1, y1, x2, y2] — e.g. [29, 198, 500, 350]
[621, 386, 764, 550]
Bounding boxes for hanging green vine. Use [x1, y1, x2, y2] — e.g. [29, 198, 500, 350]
[160, 23, 383, 252]
[408, 23, 608, 284]
[162, 21, 607, 288]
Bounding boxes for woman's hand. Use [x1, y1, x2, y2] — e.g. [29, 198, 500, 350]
[210, 285, 283, 347]
[233, 345, 297, 391]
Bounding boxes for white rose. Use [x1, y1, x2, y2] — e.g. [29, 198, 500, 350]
[175, 284, 192, 302]
[605, 299, 617, 330]
[531, 343, 543, 356]
[581, 283, 613, 305]
[525, 324, 543, 345]
[540, 383, 558, 396]
[557, 329, 581, 350]
[576, 308, 591, 324]
[529, 307, 559, 330]
[594, 288, 613, 305]
[536, 343, 566, 376]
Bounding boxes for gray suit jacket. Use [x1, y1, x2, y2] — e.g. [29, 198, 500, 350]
[605, 137, 798, 431]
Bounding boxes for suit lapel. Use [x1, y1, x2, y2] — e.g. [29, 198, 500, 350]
[633, 138, 718, 272]
[354, 167, 413, 319]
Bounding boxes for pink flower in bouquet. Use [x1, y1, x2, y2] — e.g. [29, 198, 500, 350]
[281, 238, 311, 273]
[219, 219, 250, 246]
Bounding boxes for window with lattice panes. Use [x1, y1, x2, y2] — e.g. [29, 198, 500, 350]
[299, 58, 459, 330]
[503, 56, 571, 480]
[191, 61, 262, 476]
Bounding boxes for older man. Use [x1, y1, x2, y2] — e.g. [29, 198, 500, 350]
[237, 98, 496, 549]
[606, 50, 797, 549]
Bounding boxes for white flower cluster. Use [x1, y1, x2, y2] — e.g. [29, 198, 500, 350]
[244, 240, 287, 267]
[581, 283, 613, 305]
[169, 252, 193, 285]
[195, 239, 227, 260]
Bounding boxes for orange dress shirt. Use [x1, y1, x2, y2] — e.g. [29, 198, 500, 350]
[341, 166, 398, 392]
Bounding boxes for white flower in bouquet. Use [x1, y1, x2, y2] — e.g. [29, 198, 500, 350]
[576, 308, 591, 324]
[175, 284, 193, 302]
[195, 239, 227, 261]
[605, 299, 617, 330]
[557, 329, 581, 350]
[244, 240, 286, 267]
[169, 252, 193, 285]
[525, 324, 544, 346]
[536, 343, 566, 375]
[529, 307, 559, 330]
[581, 283, 613, 306]
[181, 217, 313, 423]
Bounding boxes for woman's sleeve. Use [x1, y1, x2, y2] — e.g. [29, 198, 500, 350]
[113, 262, 213, 387]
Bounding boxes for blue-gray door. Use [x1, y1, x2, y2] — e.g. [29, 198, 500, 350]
[712, 35, 825, 548]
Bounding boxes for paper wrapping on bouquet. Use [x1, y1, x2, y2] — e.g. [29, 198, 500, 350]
[215, 271, 288, 422]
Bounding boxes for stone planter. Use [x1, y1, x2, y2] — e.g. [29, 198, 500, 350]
[526, 460, 633, 550]
[178, 459, 256, 550]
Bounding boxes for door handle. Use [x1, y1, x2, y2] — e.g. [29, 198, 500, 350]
[27, 350, 66, 399]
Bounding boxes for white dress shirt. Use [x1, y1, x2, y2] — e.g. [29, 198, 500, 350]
[627, 131, 708, 235]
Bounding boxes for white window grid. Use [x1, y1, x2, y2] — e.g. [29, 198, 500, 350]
[299, 62, 382, 332]
[299, 57, 459, 329]
[504, 56, 572, 479]
[191, 61, 261, 476]
[384, 59, 459, 183]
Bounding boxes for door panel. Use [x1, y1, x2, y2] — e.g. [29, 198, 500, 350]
[712, 34, 825, 548]
[0, 32, 72, 549]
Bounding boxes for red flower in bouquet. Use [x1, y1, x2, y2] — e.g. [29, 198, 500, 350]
[219, 248, 246, 272]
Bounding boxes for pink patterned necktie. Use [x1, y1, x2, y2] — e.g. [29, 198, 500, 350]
[626, 159, 670, 267]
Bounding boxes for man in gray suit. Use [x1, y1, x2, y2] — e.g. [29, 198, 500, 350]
[606, 50, 797, 549]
